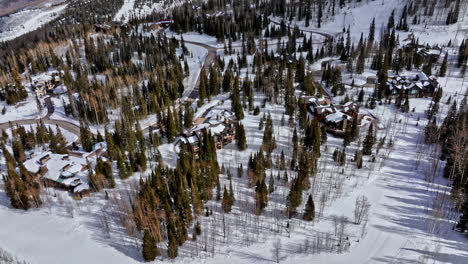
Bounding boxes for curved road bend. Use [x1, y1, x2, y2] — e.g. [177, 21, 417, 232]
[0, 96, 82, 136]
[269, 18, 337, 42]
[0, 27, 334, 137]
[182, 28, 332, 100]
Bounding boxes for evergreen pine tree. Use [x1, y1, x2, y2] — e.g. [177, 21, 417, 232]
[362, 123, 376, 155]
[222, 186, 232, 213]
[303, 195, 315, 221]
[166, 107, 176, 142]
[255, 179, 268, 215]
[236, 123, 247, 150]
[268, 175, 275, 194]
[439, 53, 448, 77]
[80, 122, 93, 152]
[142, 230, 158, 262]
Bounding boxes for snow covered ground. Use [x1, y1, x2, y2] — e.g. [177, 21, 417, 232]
[153, 72, 466, 263]
[0, 94, 47, 123]
[0, 62, 466, 264]
[167, 31, 223, 48]
[114, 0, 183, 23]
[0, 3, 67, 42]
[282, 0, 468, 46]
[48, 95, 80, 127]
[182, 43, 208, 99]
[113, 0, 136, 23]
[0, 1, 467, 263]
[5, 123, 77, 145]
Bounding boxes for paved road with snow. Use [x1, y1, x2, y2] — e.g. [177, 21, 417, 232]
[0, 96, 81, 136]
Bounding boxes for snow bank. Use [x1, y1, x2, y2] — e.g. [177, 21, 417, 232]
[0, 4, 67, 42]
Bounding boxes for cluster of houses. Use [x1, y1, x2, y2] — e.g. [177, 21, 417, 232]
[22, 143, 108, 199]
[94, 21, 129, 33]
[24, 152, 90, 199]
[304, 96, 369, 136]
[386, 72, 438, 97]
[31, 71, 65, 97]
[174, 109, 237, 153]
[402, 39, 442, 63]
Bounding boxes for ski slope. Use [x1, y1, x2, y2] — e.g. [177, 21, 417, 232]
[0, 3, 67, 42]
[113, 0, 136, 23]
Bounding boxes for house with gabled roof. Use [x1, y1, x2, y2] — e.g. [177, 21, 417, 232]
[175, 109, 237, 153]
[386, 72, 438, 97]
[23, 152, 90, 199]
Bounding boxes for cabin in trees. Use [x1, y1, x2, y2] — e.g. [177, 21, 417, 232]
[418, 47, 442, 62]
[402, 42, 441, 63]
[155, 19, 174, 28]
[322, 101, 360, 135]
[366, 76, 378, 86]
[94, 22, 129, 33]
[31, 72, 62, 96]
[94, 23, 113, 32]
[386, 72, 438, 97]
[303, 96, 333, 120]
[23, 152, 90, 199]
[324, 112, 352, 134]
[304, 96, 360, 135]
[175, 110, 237, 153]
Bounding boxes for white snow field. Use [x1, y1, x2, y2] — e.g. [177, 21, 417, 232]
[0, 3, 67, 42]
[281, 0, 468, 46]
[114, 0, 183, 23]
[3, 78, 465, 264]
[4, 123, 77, 145]
[0, 94, 47, 123]
[0, 1, 467, 263]
[114, 0, 136, 23]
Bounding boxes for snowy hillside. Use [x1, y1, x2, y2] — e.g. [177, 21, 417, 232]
[0, 2, 67, 42]
[114, 0, 183, 23]
[0, 0, 467, 263]
[285, 0, 468, 45]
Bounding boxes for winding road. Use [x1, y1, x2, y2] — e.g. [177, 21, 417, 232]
[0, 96, 81, 136]
[0, 22, 333, 140]
[181, 24, 333, 100]
[269, 17, 338, 42]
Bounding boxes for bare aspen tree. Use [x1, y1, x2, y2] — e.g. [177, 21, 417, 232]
[332, 215, 339, 236]
[319, 192, 327, 219]
[304, 238, 310, 253]
[354, 195, 371, 225]
[0, 247, 30, 264]
[272, 239, 281, 263]
[64, 200, 74, 218]
[98, 207, 111, 238]
[336, 217, 345, 252]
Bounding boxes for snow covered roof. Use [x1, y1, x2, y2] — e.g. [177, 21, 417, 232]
[23, 158, 40, 173]
[73, 183, 89, 193]
[92, 142, 107, 151]
[315, 106, 335, 114]
[204, 109, 236, 121]
[60, 177, 82, 187]
[33, 74, 53, 83]
[208, 119, 223, 126]
[176, 136, 188, 144]
[209, 124, 226, 135]
[53, 85, 67, 94]
[187, 136, 199, 144]
[325, 112, 351, 123]
[192, 123, 210, 132]
[388, 72, 437, 91]
[417, 72, 429, 81]
[23, 152, 86, 182]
